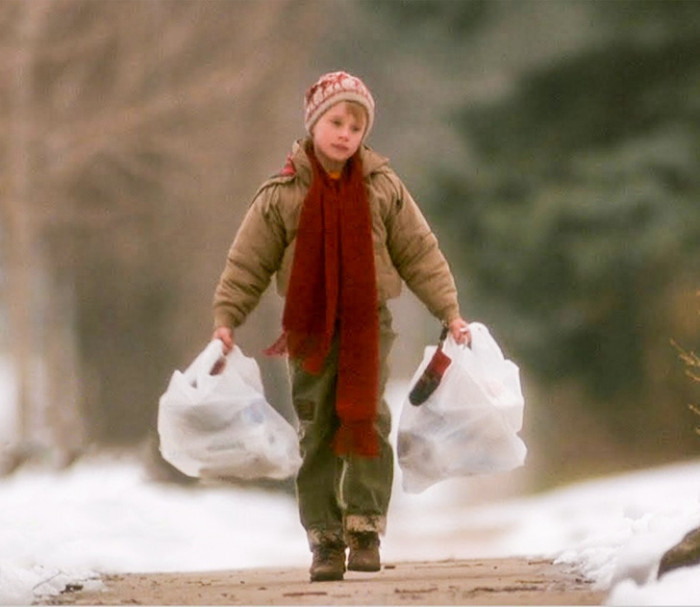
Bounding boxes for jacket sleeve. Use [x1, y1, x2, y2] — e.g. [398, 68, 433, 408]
[384, 174, 461, 324]
[213, 184, 287, 329]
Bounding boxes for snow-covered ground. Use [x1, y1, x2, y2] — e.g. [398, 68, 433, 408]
[1, 379, 700, 605]
[3, 455, 700, 606]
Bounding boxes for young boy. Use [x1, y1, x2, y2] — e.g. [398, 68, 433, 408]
[211, 71, 470, 582]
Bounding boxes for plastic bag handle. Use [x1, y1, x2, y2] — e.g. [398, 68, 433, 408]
[442, 325, 473, 353]
[183, 339, 226, 388]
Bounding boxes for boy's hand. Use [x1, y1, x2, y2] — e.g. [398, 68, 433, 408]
[448, 317, 471, 346]
[212, 326, 234, 354]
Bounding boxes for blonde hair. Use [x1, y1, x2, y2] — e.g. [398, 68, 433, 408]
[310, 100, 368, 136]
[343, 100, 369, 128]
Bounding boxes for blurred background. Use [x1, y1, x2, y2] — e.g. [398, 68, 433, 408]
[0, 0, 698, 496]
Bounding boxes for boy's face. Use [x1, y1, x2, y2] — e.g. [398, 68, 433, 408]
[311, 101, 367, 173]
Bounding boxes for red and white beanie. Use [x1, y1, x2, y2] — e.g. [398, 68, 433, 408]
[304, 71, 375, 137]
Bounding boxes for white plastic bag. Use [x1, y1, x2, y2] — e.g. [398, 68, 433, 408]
[158, 339, 302, 481]
[397, 322, 526, 493]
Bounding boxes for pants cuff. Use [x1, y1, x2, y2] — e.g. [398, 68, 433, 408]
[344, 514, 387, 535]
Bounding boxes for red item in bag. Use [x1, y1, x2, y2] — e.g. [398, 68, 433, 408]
[408, 326, 451, 406]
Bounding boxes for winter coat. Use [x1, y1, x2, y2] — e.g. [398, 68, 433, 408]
[213, 138, 460, 330]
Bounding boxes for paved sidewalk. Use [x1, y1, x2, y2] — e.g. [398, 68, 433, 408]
[44, 557, 606, 605]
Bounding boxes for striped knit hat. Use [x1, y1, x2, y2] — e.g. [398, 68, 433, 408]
[304, 71, 375, 137]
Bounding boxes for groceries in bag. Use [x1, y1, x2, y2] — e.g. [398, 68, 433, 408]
[158, 339, 301, 481]
[398, 322, 526, 493]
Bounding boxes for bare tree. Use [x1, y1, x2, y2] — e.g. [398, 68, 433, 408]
[0, 0, 324, 472]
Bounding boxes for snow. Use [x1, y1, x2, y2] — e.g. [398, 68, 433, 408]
[1, 381, 700, 605]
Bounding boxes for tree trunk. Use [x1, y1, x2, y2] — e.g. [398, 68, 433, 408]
[2, 1, 44, 467]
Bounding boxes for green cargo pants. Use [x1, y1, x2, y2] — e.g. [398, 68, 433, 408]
[289, 305, 396, 549]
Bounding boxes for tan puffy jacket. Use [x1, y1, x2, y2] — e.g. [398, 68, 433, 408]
[213, 139, 460, 330]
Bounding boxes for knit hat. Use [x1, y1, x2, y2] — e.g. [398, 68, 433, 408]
[304, 71, 375, 137]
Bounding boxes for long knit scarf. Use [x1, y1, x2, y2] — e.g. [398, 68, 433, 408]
[282, 144, 380, 457]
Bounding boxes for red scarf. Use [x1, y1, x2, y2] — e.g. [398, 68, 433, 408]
[280, 144, 380, 457]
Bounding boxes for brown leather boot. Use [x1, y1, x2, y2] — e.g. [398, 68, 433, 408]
[309, 540, 346, 582]
[346, 531, 381, 572]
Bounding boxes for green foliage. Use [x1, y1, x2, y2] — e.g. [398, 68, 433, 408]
[434, 36, 700, 403]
